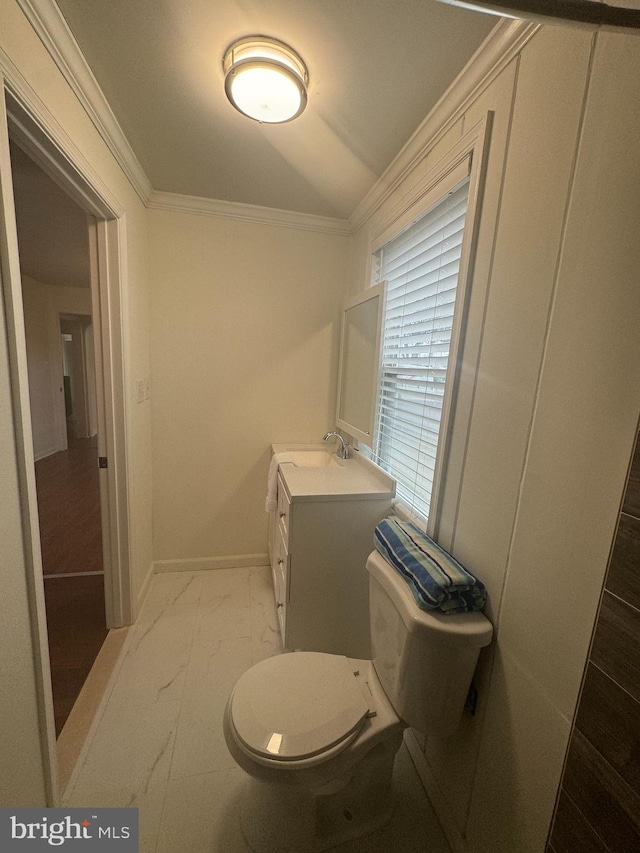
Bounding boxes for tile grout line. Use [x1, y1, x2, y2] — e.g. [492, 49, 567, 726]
[589, 660, 640, 708]
[152, 573, 206, 853]
[601, 587, 640, 619]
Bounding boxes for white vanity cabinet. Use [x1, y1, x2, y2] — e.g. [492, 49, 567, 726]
[269, 448, 394, 659]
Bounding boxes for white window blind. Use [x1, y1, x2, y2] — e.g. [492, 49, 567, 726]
[371, 179, 470, 520]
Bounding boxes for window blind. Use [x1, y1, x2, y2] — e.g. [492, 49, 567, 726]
[371, 179, 470, 519]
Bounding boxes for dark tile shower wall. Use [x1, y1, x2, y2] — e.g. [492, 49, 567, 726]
[547, 433, 640, 853]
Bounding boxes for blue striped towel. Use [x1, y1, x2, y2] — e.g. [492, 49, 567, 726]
[373, 519, 487, 614]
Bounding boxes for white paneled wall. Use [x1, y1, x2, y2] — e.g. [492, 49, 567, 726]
[351, 24, 640, 853]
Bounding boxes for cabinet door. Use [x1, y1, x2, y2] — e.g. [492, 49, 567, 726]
[273, 527, 290, 641]
[276, 473, 291, 541]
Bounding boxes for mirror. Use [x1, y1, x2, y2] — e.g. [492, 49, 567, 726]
[336, 282, 385, 445]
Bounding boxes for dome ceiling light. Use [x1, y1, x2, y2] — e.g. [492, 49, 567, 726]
[222, 36, 309, 124]
[436, 0, 640, 33]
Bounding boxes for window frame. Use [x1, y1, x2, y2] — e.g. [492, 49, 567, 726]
[366, 115, 491, 537]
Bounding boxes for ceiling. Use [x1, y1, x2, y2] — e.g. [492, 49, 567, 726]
[10, 141, 91, 289]
[54, 0, 496, 220]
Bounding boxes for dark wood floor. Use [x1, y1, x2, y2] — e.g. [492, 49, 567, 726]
[44, 575, 108, 735]
[35, 437, 103, 575]
[35, 439, 107, 735]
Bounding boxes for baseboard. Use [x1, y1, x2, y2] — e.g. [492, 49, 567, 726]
[45, 571, 104, 579]
[404, 729, 467, 853]
[153, 553, 270, 573]
[58, 626, 130, 801]
[34, 445, 59, 462]
[135, 560, 156, 619]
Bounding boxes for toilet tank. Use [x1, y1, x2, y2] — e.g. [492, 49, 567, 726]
[366, 550, 493, 737]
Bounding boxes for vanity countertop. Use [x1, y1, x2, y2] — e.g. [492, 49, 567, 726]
[271, 444, 395, 502]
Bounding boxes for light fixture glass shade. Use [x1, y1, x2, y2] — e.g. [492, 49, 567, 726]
[223, 37, 309, 123]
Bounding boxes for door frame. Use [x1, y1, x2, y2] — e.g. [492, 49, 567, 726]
[0, 75, 133, 800]
[59, 313, 93, 444]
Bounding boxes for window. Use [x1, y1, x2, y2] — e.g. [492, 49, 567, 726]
[369, 178, 470, 520]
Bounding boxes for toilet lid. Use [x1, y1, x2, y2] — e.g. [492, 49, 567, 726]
[229, 652, 371, 761]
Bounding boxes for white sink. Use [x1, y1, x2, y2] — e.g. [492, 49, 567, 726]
[284, 450, 344, 468]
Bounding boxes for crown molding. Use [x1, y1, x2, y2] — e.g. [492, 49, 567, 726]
[14, 0, 349, 234]
[0, 44, 124, 218]
[13, 1, 537, 236]
[147, 190, 351, 236]
[15, 0, 152, 205]
[349, 18, 539, 232]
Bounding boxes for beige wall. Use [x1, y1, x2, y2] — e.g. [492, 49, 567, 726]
[21, 275, 92, 459]
[22, 275, 59, 459]
[0, 0, 153, 803]
[149, 209, 350, 564]
[352, 25, 640, 853]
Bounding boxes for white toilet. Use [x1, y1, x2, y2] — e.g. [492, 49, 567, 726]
[223, 549, 493, 852]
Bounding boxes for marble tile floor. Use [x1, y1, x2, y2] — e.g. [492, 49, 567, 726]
[64, 566, 451, 853]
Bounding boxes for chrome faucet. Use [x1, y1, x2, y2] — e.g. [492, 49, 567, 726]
[323, 431, 350, 459]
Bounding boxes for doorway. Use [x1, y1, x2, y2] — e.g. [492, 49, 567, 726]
[60, 314, 97, 448]
[10, 141, 108, 736]
[0, 82, 133, 802]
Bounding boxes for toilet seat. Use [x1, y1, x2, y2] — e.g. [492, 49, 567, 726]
[228, 652, 372, 762]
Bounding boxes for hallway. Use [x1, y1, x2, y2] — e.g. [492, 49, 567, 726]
[35, 439, 107, 735]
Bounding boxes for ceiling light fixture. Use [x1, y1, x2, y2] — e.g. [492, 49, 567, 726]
[222, 36, 309, 124]
[436, 0, 640, 32]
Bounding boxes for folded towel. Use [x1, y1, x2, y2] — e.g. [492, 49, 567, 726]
[373, 519, 487, 614]
[265, 453, 286, 513]
[265, 452, 305, 512]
